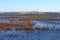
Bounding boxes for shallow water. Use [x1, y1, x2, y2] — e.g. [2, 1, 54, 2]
[0, 20, 60, 40]
[0, 29, 60, 40]
[34, 21, 60, 28]
[0, 14, 60, 40]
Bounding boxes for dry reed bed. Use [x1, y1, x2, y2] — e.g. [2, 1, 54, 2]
[0, 21, 60, 32]
[0, 21, 35, 31]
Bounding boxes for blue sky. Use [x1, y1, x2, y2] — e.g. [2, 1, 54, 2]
[0, 0, 60, 12]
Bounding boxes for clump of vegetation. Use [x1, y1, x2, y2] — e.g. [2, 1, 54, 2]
[0, 21, 36, 31]
[35, 26, 41, 30]
[18, 21, 35, 32]
[0, 21, 60, 32]
[42, 26, 49, 31]
[0, 22, 13, 31]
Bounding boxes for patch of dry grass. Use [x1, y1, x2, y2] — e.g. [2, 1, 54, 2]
[0, 16, 60, 21]
[0, 21, 59, 32]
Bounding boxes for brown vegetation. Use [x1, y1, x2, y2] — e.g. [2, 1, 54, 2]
[0, 21, 59, 31]
[35, 26, 41, 30]
[0, 16, 60, 21]
[0, 12, 60, 31]
[42, 27, 49, 31]
[0, 21, 35, 31]
[0, 12, 60, 21]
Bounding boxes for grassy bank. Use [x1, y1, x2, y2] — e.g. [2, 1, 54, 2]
[0, 16, 60, 21]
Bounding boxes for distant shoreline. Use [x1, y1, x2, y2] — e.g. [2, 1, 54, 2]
[0, 12, 60, 14]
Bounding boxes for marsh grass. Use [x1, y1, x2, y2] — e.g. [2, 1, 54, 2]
[0, 21, 59, 32]
[0, 12, 60, 31]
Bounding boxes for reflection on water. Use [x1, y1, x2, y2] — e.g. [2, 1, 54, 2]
[0, 29, 60, 40]
[33, 21, 60, 28]
[0, 14, 60, 40]
[0, 20, 60, 40]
